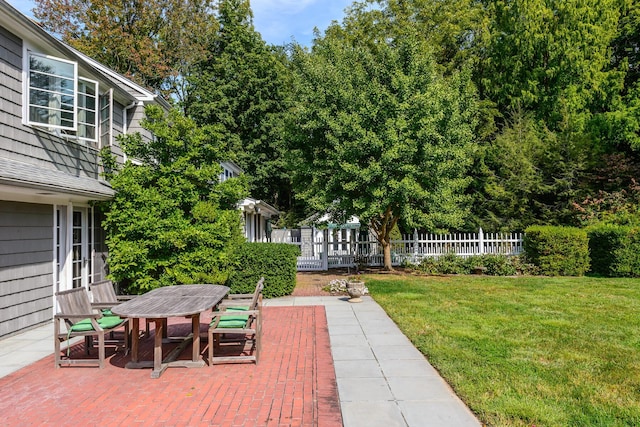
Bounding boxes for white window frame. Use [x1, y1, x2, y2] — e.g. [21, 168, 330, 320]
[26, 51, 77, 131]
[25, 50, 100, 144]
[75, 77, 99, 143]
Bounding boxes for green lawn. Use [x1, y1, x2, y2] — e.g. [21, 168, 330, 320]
[365, 275, 640, 427]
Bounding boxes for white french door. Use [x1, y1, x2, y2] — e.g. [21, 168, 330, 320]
[56, 205, 92, 291]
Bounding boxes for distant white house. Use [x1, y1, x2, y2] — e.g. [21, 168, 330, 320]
[219, 162, 279, 242]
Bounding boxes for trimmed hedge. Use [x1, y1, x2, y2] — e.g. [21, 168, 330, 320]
[227, 242, 300, 298]
[588, 225, 640, 277]
[523, 226, 589, 276]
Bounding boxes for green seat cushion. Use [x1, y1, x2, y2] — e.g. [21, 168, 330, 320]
[226, 306, 249, 311]
[70, 316, 124, 332]
[210, 313, 249, 329]
[101, 309, 115, 316]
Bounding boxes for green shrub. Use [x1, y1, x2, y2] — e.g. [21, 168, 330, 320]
[477, 254, 518, 276]
[415, 257, 439, 274]
[588, 225, 640, 277]
[437, 252, 470, 274]
[415, 253, 530, 276]
[227, 242, 300, 298]
[523, 226, 589, 276]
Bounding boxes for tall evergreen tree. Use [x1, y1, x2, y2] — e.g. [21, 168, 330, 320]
[185, 0, 292, 212]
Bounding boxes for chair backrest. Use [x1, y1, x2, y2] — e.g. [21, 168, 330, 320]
[56, 287, 93, 316]
[249, 277, 265, 310]
[90, 280, 118, 304]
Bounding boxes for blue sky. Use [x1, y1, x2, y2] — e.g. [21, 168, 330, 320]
[7, 0, 355, 47]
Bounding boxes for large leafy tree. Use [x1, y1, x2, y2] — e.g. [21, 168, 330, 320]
[288, 25, 478, 270]
[352, 0, 488, 72]
[34, 0, 219, 101]
[185, 0, 292, 211]
[102, 106, 248, 293]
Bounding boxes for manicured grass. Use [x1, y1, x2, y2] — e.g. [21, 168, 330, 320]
[365, 275, 640, 427]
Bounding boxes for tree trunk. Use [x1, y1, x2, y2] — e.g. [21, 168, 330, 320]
[382, 239, 394, 271]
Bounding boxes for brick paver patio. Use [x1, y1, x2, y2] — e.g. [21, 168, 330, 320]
[0, 306, 342, 427]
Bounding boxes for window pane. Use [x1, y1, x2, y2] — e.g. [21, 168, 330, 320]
[28, 53, 76, 130]
[61, 97, 74, 110]
[29, 89, 52, 107]
[29, 106, 53, 124]
[29, 72, 74, 95]
[30, 54, 74, 79]
[79, 124, 96, 139]
[83, 110, 95, 123]
[78, 80, 96, 96]
[77, 79, 98, 142]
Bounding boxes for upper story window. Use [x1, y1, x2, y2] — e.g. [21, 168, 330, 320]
[26, 52, 99, 145]
[219, 161, 242, 182]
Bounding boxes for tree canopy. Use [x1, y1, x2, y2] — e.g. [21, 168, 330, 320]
[47, 0, 640, 247]
[102, 106, 248, 293]
[185, 0, 293, 212]
[34, 0, 219, 102]
[288, 24, 478, 269]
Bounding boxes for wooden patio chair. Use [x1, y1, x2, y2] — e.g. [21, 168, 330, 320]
[220, 277, 265, 310]
[54, 287, 128, 368]
[90, 279, 136, 314]
[208, 277, 264, 365]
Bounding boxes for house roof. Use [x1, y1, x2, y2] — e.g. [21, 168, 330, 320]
[0, 157, 114, 201]
[300, 212, 361, 229]
[238, 198, 279, 218]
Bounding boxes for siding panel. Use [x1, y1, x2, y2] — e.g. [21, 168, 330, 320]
[0, 202, 53, 338]
[0, 24, 103, 181]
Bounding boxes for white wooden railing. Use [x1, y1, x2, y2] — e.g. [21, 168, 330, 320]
[273, 228, 524, 271]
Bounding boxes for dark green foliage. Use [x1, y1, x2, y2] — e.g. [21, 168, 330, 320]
[227, 242, 300, 298]
[475, 254, 518, 276]
[588, 225, 640, 277]
[436, 253, 470, 275]
[415, 254, 526, 276]
[185, 0, 293, 212]
[102, 106, 248, 294]
[288, 23, 478, 269]
[523, 226, 590, 276]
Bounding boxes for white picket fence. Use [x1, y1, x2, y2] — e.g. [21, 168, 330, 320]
[273, 228, 524, 271]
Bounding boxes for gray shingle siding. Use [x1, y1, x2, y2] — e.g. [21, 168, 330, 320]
[0, 202, 53, 338]
[0, 24, 105, 181]
[0, 6, 168, 338]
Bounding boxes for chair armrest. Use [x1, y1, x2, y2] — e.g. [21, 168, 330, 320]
[55, 313, 100, 319]
[226, 293, 253, 299]
[211, 310, 259, 317]
[91, 302, 117, 309]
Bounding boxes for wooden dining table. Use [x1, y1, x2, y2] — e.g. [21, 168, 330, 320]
[111, 284, 229, 378]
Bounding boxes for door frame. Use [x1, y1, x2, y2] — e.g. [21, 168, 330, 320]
[54, 203, 93, 293]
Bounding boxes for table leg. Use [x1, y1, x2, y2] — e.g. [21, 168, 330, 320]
[131, 318, 140, 363]
[154, 319, 163, 374]
[192, 314, 200, 362]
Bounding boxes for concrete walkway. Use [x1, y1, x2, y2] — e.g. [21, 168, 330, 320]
[266, 295, 481, 427]
[0, 295, 481, 427]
